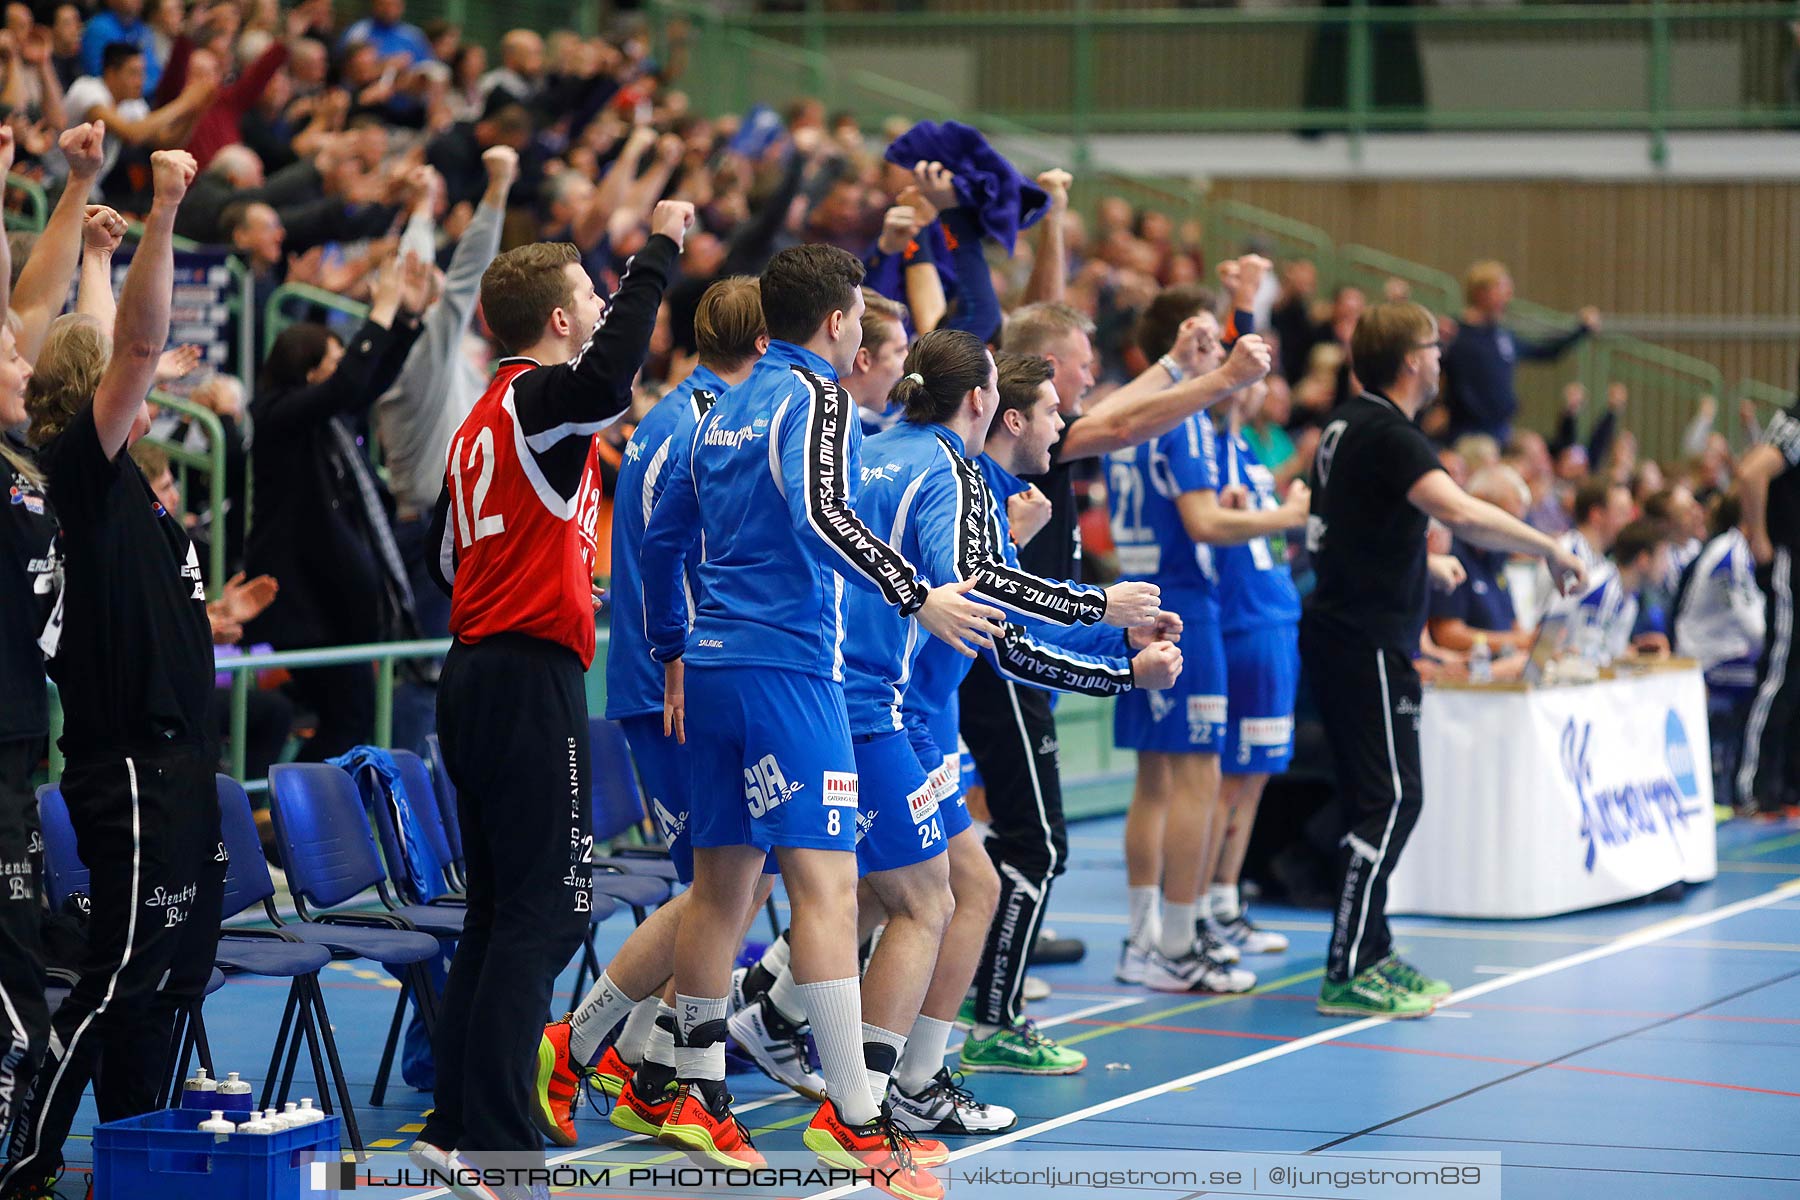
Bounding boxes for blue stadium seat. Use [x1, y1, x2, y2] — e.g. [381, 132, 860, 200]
[265, 762, 457, 1107]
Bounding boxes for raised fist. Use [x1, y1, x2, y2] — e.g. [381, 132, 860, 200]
[1220, 334, 1272, 390]
[651, 199, 695, 247]
[481, 145, 518, 189]
[150, 149, 198, 203]
[59, 121, 105, 179]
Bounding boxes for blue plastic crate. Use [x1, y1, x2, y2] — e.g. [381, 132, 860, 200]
[93, 1108, 344, 1200]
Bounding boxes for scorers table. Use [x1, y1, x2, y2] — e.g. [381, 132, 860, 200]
[1386, 660, 1718, 919]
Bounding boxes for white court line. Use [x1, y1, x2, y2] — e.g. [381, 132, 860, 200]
[810, 875, 1800, 1199]
[1473, 965, 1520, 975]
[395, 994, 1151, 1198]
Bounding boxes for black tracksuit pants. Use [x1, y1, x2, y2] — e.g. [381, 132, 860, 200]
[1738, 549, 1799, 813]
[959, 658, 1066, 1028]
[1, 745, 223, 1189]
[0, 739, 47, 1153]
[426, 634, 591, 1163]
[1300, 621, 1424, 984]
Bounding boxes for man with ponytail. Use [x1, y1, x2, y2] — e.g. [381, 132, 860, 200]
[845, 335, 1182, 1090]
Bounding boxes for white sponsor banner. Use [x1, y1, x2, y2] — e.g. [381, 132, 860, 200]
[1389, 667, 1717, 919]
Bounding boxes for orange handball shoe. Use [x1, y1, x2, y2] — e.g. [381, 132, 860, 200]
[658, 1082, 767, 1169]
[803, 1099, 946, 1200]
[531, 1019, 590, 1147]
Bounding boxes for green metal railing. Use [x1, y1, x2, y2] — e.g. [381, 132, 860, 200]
[669, 1, 1800, 167]
[143, 390, 229, 598]
[4, 172, 46, 232]
[264, 282, 372, 354]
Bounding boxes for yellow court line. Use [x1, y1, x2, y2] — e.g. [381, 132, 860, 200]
[1055, 968, 1325, 1049]
[1734, 829, 1800, 859]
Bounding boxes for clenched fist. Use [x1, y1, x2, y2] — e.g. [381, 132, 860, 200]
[1220, 334, 1272, 390]
[150, 149, 198, 204]
[1131, 641, 1183, 691]
[651, 199, 695, 247]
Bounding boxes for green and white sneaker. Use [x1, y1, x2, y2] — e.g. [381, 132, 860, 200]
[955, 995, 977, 1030]
[959, 1020, 1086, 1075]
[1317, 967, 1435, 1019]
[1374, 955, 1452, 998]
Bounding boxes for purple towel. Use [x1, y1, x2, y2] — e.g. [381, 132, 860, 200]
[884, 120, 1049, 254]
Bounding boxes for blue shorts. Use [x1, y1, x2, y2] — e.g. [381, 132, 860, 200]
[1113, 618, 1227, 754]
[1221, 625, 1299, 775]
[684, 665, 858, 854]
[618, 713, 694, 884]
[906, 703, 970, 840]
[853, 731, 948, 874]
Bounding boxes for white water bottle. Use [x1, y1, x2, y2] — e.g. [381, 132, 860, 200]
[238, 1112, 276, 1134]
[294, 1098, 324, 1125]
[1469, 634, 1492, 684]
[197, 1110, 235, 1135]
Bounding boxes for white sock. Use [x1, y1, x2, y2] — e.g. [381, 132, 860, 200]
[761, 932, 791, 976]
[569, 971, 638, 1066]
[1127, 886, 1160, 947]
[1210, 883, 1241, 922]
[797, 977, 877, 1126]
[766, 966, 806, 1025]
[674, 994, 728, 1082]
[972, 1022, 1005, 1042]
[614, 996, 661, 1066]
[894, 1016, 953, 1095]
[1160, 903, 1196, 959]
[862, 1022, 907, 1107]
[645, 1002, 676, 1068]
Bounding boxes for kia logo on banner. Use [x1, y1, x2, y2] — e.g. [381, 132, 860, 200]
[1563, 709, 1705, 873]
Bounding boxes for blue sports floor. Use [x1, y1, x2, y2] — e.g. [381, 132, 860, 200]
[49, 813, 1800, 1199]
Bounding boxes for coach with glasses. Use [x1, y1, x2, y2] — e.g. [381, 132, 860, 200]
[1301, 301, 1585, 1021]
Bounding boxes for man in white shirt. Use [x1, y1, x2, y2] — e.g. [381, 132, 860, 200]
[62, 43, 210, 199]
[1552, 517, 1671, 664]
[1535, 474, 1634, 622]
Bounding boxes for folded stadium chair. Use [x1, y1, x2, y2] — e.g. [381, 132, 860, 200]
[423, 733, 464, 889]
[367, 749, 466, 907]
[214, 775, 367, 1155]
[265, 762, 458, 1106]
[35, 784, 227, 1116]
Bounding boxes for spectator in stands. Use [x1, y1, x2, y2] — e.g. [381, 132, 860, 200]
[1534, 475, 1634, 621]
[79, 0, 158, 97]
[61, 42, 212, 203]
[337, 0, 432, 68]
[1442, 260, 1599, 443]
[427, 96, 533, 210]
[48, 4, 82, 91]
[1505, 427, 1564, 534]
[375, 145, 516, 640]
[479, 29, 545, 111]
[154, 0, 322, 171]
[1427, 465, 1535, 655]
[1270, 258, 1319, 383]
[1550, 381, 1623, 476]
[1673, 492, 1765, 807]
[1555, 518, 1666, 662]
[244, 252, 430, 762]
[0, 18, 68, 135]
